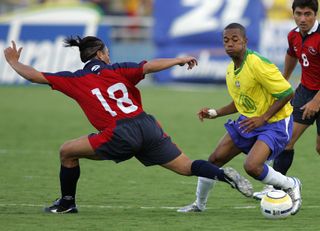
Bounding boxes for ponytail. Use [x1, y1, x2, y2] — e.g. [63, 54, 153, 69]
[64, 36, 106, 63]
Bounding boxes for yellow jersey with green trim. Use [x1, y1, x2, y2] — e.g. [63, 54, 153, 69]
[225, 49, 293, 123]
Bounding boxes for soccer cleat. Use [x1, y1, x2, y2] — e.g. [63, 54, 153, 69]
[222, 167, 254, 197]
[177, 202, 204, 213]
[285, 177, 302, 215]
[44, 198, 78, 214]
[253, 185, 274, 201]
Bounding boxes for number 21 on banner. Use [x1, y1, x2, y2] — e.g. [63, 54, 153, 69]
[169, 0, 249, 37]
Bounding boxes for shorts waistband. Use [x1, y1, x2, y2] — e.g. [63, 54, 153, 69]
[116, 112, 148, 125]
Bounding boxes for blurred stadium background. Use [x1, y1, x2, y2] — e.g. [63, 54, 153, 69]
[1, 0, 319, 86]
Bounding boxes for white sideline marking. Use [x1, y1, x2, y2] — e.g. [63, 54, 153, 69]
[0, 203, 319, 210]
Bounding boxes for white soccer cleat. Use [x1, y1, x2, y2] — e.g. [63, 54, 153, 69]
[253, 185, 274, 201]
[285, 177, 302, 215]
[177, 202, 204, 213]
[223, 167, 254, 197]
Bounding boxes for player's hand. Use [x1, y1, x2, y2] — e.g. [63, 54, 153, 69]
[198, 107, 218, 122]
[301, 99, 320, 120]
[238, 116, 265, 133]
[4, 41, 23, 64]
[179, 56, 198, 70]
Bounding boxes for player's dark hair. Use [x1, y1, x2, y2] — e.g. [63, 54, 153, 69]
[224, 23, 247, 38]
[292, 0, 318, 14]
[64, 36, 106, 63]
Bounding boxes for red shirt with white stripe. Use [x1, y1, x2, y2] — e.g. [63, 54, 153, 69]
[287, 20, 320, 90]
[43, 59, 147, 132]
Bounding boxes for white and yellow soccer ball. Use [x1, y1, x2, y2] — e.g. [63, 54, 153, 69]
[260, 190, 292, 219]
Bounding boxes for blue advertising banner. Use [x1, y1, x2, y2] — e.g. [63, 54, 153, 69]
[153, 0, 265, 83]
[0, 5, 109, 84]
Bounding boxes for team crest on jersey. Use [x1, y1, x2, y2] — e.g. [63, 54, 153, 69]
[240, 94, 256, 113]
[293, 46, 297, 52]
[91, 65, 101, 72]
[235, 80, 240, 88]
[308, 47, 317, 55]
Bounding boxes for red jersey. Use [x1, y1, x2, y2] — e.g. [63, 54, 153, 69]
[43, 59, 147, 132]
[287, 21, 320, 90]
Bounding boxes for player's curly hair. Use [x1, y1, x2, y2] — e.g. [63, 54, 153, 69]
[64, 36, 106, 63]
[292, 0, 318, 14]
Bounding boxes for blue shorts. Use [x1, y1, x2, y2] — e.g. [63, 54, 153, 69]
[292, 84, 320, 134]
[92, 112, 181, 166]
[224, 115, 293, 160]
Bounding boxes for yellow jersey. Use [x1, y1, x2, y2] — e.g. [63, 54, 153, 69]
[225, 49, 293, 123]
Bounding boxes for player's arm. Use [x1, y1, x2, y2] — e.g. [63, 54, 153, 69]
[198, 101, 237, 122]
[143, 57, 197, 74]
[301, 91, 320, 120]
[261, 90, 294, 122]
[283, 53, 298, 80]
[4, 41, 49, 84]
[239, 89, 294, 132]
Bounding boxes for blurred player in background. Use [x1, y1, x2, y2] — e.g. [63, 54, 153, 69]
[4, 36, 254, 214]
[177, 23, 302, 215]
[253, 0, 320, 199]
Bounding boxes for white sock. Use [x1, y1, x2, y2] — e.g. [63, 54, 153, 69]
[261, 165, 294, 190]
[195, 177, 216, 210]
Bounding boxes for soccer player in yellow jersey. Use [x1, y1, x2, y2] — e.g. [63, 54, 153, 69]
[178, 23, 302, 215]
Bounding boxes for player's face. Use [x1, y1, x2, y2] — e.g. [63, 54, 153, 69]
[223, 28, 247, 59]
[293, 7, 317, 35]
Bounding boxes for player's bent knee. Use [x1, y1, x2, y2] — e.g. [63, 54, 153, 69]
[59, 141, 74, 161]
[243, 162, 260, 178]
[208, 154, 224, 166]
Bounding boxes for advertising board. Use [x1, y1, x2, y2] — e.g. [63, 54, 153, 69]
[153, 0, 265, 83]
[0, 5, 109, 84]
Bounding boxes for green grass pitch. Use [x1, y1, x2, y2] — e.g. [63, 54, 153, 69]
[0, 85, 319, 230]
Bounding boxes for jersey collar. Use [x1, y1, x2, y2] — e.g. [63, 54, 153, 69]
[295, 20, 319, 35]
[83, 59, 106, 70]
[234, 49, 249, 75]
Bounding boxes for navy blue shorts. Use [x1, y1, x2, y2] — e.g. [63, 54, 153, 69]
[93, 112, 181, 166]
[225, 115, 293, 160]
[292, 84, 320, 134]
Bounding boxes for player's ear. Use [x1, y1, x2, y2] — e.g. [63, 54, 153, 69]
[96, 50, 103, 60]
[244, 37, 248, 46]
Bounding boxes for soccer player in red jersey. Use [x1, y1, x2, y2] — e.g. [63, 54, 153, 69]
[253, 0, 320, 201]
[4, 36, 254, 213]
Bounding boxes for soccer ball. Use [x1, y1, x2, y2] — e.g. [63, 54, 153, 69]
[260, 190, 292, 219]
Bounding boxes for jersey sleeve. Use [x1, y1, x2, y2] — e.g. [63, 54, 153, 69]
[286, 31, 297, 58]
[253, 59, 294, 99]
[111, 61, 147, 85]
[42, 71, 78, 97]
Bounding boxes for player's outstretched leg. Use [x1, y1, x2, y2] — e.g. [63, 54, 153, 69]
[190, 160, 254, 198]
[177, 166, 253, 213]
[223, 167, 254, 197]
[44, 198, 78, 214]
